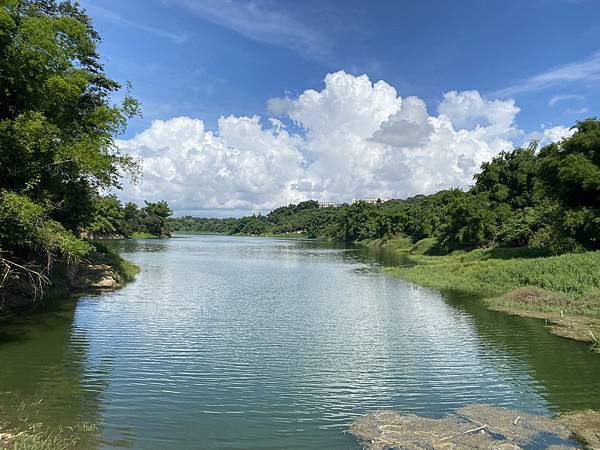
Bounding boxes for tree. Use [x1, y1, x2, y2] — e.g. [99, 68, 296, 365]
[142, 201, 173, 237]
[0, 0, 140, 296]
[473, 146, 540, 209]
[439, 192, 498, 251]
[539, 119, 600, 250]
[122, 202, 143, 236]
[88, 195, 125, 235]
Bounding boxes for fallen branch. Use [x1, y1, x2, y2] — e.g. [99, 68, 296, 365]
[513, 416, 521, 426]
[0, 254, 51, 303]
[438, 424, 488, 442]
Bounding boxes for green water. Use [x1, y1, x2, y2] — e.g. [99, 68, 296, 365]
[1, 235, 599, 449]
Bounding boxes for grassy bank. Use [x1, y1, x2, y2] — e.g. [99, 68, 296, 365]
[0, 426, 83, 450]
[130, 232, 160, 239]
[0, 400, 96, 450]
[375, 237, 600, 349]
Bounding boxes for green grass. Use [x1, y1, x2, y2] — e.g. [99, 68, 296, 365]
[358, 236, 414, 251]
[387, 248, 600, 318]
[0, 422, 97, 450]
[262, 232, 308, 239]
[406, 237, 438, 255]
[8, 428, 79, 450]
[130, 232, 159, 239]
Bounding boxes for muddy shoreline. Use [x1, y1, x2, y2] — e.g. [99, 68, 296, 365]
[350, 404, 600, 450]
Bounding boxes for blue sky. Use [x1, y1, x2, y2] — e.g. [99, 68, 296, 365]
[81, 0, 600, 215]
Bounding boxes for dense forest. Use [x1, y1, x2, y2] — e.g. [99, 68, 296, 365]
[171, 118, 600, 255]
[0, 1, 171, 302]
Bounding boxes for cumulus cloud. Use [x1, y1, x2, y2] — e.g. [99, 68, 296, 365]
[118, 116, 306, 212]
[118, 71, 571, 214]
[523, 125, 575, 147]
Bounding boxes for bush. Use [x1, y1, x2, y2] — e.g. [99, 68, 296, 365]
[0, 190, 91, 261]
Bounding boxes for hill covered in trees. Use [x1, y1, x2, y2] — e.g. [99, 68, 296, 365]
[171, 118, 600, 256]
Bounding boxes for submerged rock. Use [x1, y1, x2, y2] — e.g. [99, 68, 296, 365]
[559, 410, 600, 449]
[349, 404, 595, 449]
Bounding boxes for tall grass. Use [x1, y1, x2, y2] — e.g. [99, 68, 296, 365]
[387, 249, 600, 318]
[8, 429, 79, 450]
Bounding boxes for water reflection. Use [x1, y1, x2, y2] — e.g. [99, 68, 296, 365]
[442, 292, 600, 413]
[0, 300, 106, 447]
[0, 235, 598, 449]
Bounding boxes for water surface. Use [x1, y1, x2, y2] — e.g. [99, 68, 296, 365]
[1, 235, 599, 449]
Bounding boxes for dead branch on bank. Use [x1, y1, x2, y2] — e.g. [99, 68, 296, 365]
[0, 253, 51, 304]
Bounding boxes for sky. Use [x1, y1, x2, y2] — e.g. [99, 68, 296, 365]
[81, 0, 600, 217]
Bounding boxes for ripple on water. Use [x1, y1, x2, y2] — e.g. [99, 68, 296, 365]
[1, 236, 599, 449]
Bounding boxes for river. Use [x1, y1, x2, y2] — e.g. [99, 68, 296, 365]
[1, 235, 599, 449]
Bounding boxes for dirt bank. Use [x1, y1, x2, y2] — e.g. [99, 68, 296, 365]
[0, 250, 137, 315]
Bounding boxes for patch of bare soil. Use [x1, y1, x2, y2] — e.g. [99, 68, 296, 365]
[350, 404, 598, 449]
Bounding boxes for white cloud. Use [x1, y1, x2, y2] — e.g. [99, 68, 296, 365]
[118, 116, 305, 212]
[548, 94, 584, 106]
[565, 107, 590, 115]
[166, 0, 332, 61]
[523, 125, 575, 147]
[85, 4, 187, 44]
[437, 90, 520, 137]
[493, 51, 600, 97]
[118, 71, 571, 214]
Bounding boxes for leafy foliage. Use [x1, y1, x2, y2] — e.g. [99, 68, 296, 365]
[0, 0, 141, 300]
[87, 197, 173, 238]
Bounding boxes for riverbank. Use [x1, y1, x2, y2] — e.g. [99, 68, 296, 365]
[350, 404, 600, 449]
[0, 243, 139, 316]
[366, 237, 600, 350]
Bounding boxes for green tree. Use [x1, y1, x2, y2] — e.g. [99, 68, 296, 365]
[0, 0, 139, 295]
[122, 202, 143, 236]
[0, 1, 140, 223]
[440, 192, 498, 251]
[142, 201, 173, 237]
[87, 195, 126, 235]
[539, 119, 600, 250]
[473, 146, 540, 209]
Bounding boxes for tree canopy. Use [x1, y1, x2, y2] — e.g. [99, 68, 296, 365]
[0, 0, 143, 293]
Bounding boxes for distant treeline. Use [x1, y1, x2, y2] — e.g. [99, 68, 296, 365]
[171, 118, 600, 255]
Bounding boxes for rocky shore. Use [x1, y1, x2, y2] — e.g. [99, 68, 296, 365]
[0, 250, 137, 315]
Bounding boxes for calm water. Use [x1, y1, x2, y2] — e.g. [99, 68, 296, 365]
[1, 235, 599, 449]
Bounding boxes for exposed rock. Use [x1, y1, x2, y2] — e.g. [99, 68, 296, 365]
[80, 231, 125, 240]
[1, 251, 126, 314]
[68, 255, 123, 292]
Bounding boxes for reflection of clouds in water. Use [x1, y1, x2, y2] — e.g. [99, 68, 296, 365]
[3, 235, 597, 449]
